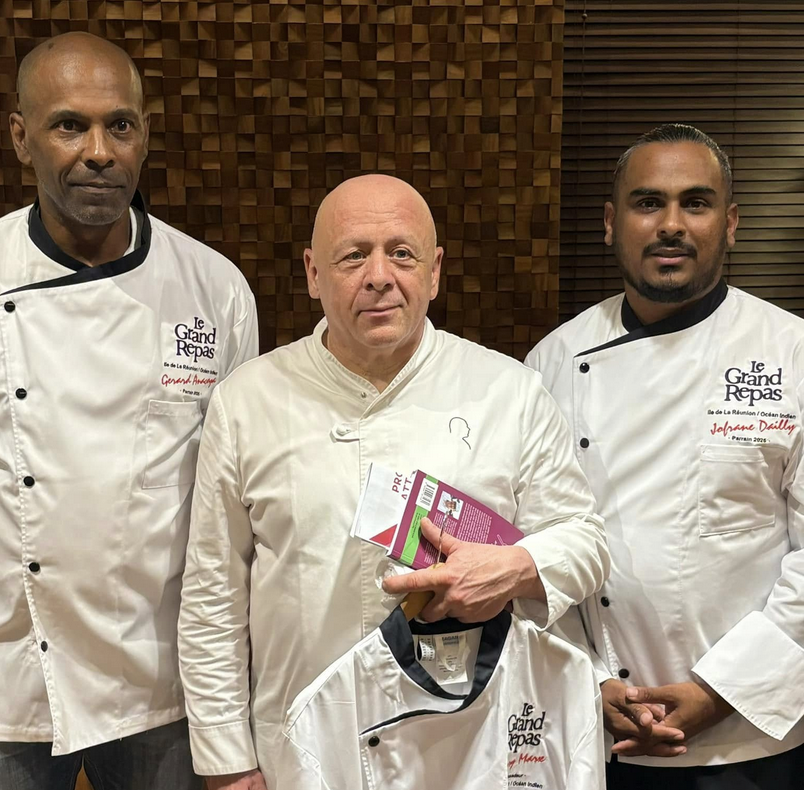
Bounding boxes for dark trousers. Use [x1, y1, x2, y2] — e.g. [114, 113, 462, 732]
[607, 742, 804, 790]
[0, 718, 202, 790]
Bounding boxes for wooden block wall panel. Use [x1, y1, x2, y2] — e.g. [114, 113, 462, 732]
[0, 0, 564, 358]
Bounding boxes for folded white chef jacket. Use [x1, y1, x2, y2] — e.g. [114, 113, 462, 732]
[277, 607, 604, 790]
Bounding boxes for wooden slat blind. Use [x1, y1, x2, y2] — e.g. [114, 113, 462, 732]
[561, 0, 804, 321]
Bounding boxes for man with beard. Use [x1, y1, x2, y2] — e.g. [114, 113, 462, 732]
[526, 124, 804, 788]
[0, 32, 257, 789]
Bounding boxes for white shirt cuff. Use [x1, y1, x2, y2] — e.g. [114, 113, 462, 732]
[188, 719, 258, 776]
[692, 611, 804, 740]
[515, 533, 573, 629]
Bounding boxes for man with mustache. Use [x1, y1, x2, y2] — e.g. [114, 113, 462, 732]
[0, 32, 257, 789]
[178, 174, 610, 790]
[527, 124, 804, 788]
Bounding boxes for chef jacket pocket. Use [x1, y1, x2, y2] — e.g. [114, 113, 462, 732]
[698, 444, 776, 535]
[142, 399, 203, 489]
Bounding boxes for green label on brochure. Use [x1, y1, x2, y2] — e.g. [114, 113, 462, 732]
[399, 474, 439, 566]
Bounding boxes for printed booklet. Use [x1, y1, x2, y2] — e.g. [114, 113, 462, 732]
[351, 464, 524, 570]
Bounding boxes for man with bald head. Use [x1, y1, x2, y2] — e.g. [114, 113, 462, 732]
[13, 31, 146, 242]
[178, 174, 609, 789]
[0, 33, 257, 789]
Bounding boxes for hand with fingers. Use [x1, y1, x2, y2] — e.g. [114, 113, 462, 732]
[205, 770, 268, 790]
[601, 679, 687, 758]
[381, 517, 545, 623]
[611, 681, 734, 757]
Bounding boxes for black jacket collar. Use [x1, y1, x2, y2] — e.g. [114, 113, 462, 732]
[3, 191, 152, 296]
[364, 606, 511, 733]
[578, 278, 729, 357]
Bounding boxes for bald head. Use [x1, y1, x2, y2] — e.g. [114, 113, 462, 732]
[9, 31, 149, 233]
[311, 175, 437, 256]
[17, 32, 143, 116]
[304, 175, 443, 381]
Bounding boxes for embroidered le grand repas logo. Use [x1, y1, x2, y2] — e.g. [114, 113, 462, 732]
[174, 316, 217, 362]
[724, 360, 782, 406]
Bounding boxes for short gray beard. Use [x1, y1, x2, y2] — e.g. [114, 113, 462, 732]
[63, 199, 129, 227]
[41, 181, 130, 228]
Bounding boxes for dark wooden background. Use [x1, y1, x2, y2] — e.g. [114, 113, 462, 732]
[0, 0, 565, 359]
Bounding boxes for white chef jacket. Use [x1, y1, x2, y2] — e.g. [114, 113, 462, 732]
[178, 318, 610, 782]
[526, 280, 804, 767]
[0, 194, 258, 755]
[277, 607, 604, 790]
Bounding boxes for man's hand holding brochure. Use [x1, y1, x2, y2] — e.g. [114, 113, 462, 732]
[386, 517, 547, 622]
[351, 464, 545, 622]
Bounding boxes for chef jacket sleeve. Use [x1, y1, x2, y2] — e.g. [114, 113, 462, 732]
[566, 689, 606, 790]
[511, 369, 610, 629]
[178, 386, 259, 775]
[693, 377, 804, 740]
[524, 339, 564, 394]
[225, 286, 259, 376]
[549, 606, 614, 688]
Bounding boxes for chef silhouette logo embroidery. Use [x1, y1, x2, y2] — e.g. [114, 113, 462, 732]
[449, 417, 472, 449]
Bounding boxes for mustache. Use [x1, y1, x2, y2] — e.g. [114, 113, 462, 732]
[644, 239, 697, 258]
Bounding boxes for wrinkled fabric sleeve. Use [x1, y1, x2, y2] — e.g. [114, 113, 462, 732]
[548, 605, 614, 688]
[225, 285, 259, 376]
[178, 387, 259, 775]
[693, 378, 804, 740]
[512, 369, 609, 629]
[566, 690, 606, 790]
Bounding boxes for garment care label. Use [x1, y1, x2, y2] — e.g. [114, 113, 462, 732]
[414, 633, 469, 685]
[417, 635, 436, 662]
[435, 633, 469, 685]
